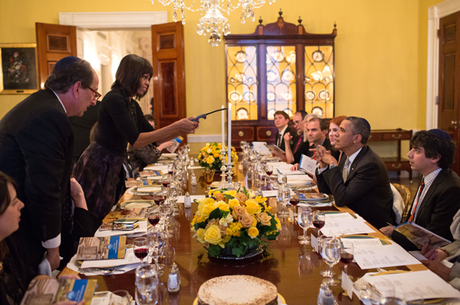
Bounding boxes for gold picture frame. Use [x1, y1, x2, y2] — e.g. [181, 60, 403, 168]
[0, 43, 39, 94]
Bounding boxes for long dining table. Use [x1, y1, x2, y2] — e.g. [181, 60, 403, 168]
[65, 165, 429, 305]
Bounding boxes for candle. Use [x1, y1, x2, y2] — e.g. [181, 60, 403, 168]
[228, 103, 232, 165]
[221, 105, 225, 152]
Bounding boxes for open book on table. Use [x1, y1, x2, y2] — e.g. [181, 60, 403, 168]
[75, 236, 126, 260]
[394, 222, 451, 250]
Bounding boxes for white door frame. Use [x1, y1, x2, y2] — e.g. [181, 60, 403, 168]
[427, 0, 460, 129]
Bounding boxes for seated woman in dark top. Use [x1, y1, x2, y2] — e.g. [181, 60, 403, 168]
[73, 54, 199, 220]
[0, 172, 83, 305]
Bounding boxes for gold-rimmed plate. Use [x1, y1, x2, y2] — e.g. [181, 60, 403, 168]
[318, 89, 330, 101]
[235, 50, 246, 63]
[120, 200, 155, 209]
[229, 91, 242, 103]
[193, 293, 286, 305]
[306, 90, 316, 101]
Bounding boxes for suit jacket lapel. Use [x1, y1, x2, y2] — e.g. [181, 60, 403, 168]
[416, 169, 445, 218]
[345, 146, 368, 181]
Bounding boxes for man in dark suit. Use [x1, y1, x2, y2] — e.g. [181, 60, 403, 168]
[274, 110, 296, 151]
[316, 116, 396, 229]
[0, 56, 99, 280]
[380, 129, 460, 249]
[287, 115, 333, 165]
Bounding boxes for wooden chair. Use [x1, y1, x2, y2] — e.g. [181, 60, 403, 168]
[392, 183, 412, 223]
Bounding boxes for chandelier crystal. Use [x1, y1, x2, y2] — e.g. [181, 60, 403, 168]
[151, 0, 276, 46]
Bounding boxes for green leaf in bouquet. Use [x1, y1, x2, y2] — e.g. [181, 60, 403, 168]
[221, 211, 230, 218]
[208, 244, 223, 257]
[208, 208, 222, 220]
[232, 245, 247, 258]
[194, 222, 206, 230]
[223, 194, 234, 200]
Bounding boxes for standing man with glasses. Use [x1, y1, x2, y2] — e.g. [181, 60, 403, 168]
[0, 56, 99, 282]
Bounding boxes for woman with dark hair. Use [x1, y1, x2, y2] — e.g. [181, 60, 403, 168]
[0, 172, 82, 305]
[73, 54, 198, 220]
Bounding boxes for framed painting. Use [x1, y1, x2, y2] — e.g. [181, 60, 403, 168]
[0, 43, 39, 94]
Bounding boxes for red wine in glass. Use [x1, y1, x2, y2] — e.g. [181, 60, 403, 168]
[313, 220, 325, 229]
[134, 248, 149, 260]
[162, 181, 170, 188]
[154, 196, 165, 205]
[148, 216, 160, 226]
[168, 170, 174, 176]
[266, 170, 273, 176]
[340, 252, 354, 264]
[290, 198, 299, 206]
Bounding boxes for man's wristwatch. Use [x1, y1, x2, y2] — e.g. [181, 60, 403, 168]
[329, 164, 337, 169]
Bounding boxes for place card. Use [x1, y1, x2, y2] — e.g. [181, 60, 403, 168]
[311, 234, 318, 252]
[341, 271, 353, 299]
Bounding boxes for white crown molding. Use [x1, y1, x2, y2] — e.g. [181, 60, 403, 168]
[427, 0, 460, 129]
[59, 11, 168, 29]
[187, 134, 225, 143]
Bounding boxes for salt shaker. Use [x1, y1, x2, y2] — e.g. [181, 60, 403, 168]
[321, 286, 335, 305]
[184, 192, 192, 208]
[190, 172, 197, 186]
[317, 282, 328, 305]
[168, 262, 181, 292]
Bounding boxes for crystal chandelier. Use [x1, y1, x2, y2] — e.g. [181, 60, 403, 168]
[150, 0, 276, 46]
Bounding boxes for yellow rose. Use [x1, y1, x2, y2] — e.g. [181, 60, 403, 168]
[213, 151, 220, 158]
[257, 212, 272, 226]
[240, 213, 255, 228]
[248, 227, 259, 239]
[204, 225, 224, 247]
[245, 199, 262, 215]
[223, 190, 237, 197]
[228, 198, 240, 209]
[232, 205, 246, 219]
[217, 143, 222, 149]
[201, 203, 215, 217]
[213, 192, 226, 202]
[196, 228, 206, 243]
[206, 155, 215, 164]
[274, 216, 281, 230]
[215, 201, 230, 212]
[198, 198, 215, 206]
[207, 148, 212, 154]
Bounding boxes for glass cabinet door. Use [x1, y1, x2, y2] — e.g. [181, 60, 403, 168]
[304, 46, 334, 119]
[266, 46, 296, 120]
[226, 46, 258, 121]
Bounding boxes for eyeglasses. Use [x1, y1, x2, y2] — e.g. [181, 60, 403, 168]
[88, 87, 102, 101]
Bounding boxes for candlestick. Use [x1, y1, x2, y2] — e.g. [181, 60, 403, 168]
[221, 105, 225, 151]
[228, 103, 231, 166]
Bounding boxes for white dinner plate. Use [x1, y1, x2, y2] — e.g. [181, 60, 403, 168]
[120, 200, 155, 209]
[160, 153, 177, 159]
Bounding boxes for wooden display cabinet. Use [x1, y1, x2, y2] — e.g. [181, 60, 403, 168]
[225, 11, 337, 150]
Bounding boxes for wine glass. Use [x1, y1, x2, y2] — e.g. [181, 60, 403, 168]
[313, 211, 326, 236]
[135, 263, 159, 305]
[289, 191, 300, 216]
[153, 191, 166, 206]
[265, 164, 273, 187]
[148, 210, 161, 232]
[167, 163, 174, 177]
[298, 207, 312, 244]
[133, 237, 149, 263]
[149, 231, 165, 276]
[340, 241, 354, 280]
[161, 175, 171, 189]
[322, 238, 341, 286]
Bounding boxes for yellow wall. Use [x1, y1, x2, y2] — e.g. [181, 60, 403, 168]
[0, 0, 451, 154]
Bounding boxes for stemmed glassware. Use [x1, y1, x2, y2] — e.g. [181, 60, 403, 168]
[340, 241, 354, 280]
[265, 163, 273, 188]
[148, 231, 165, 276]
[298, 207, 312, 244]
[322, 238, 341, 286]
[289, 191, 300, 216]
[147, 210, 161, 233]
[133, 237, 149, 263]
[135, 263, 159, 305]
[313, 211, 326, 236]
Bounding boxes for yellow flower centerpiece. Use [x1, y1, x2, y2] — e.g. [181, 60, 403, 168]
[191, 187, 280, 258]
[198, 142, 238, 170]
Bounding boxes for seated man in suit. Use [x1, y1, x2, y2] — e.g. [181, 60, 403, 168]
[274, 110, 296, 151]
[315, 116, 396, 229]
[287, 116, 332, 165]
[380, 129, 460, 249]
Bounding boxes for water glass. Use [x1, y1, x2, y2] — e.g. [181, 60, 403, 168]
[298, 207, 312, 244]
[135, 263, 159, 305]
[111, 290, 132, 305]
[322, 238, 341, 286]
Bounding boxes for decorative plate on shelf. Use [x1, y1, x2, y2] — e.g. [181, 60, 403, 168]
[318, 89, 330, 101]
[228, 91, 242, 103]
[305, 90, 316, 101]
[286, 51, 296, 63]
[267, 108, 276, 120]
[267, 91, 276, 102]
[284, 108, 293, 117]
[273, 50, 284, 62]
[243, 91, 255, 102]
[267, 70, 278, 82]
[312, 71, 323, 82]
[281, 70, 295, 83]
[236, 108, 249, 120]
[312, 106, 324, 118]
[304, 76, 311, 82]
[229, 77, 236, 83]
[324, 76, 332, 83]
[281, 91, 293, 101]
[312, 50, 324, 62]
[235, 51, 246, 63]
[235, 73, 246, 82]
